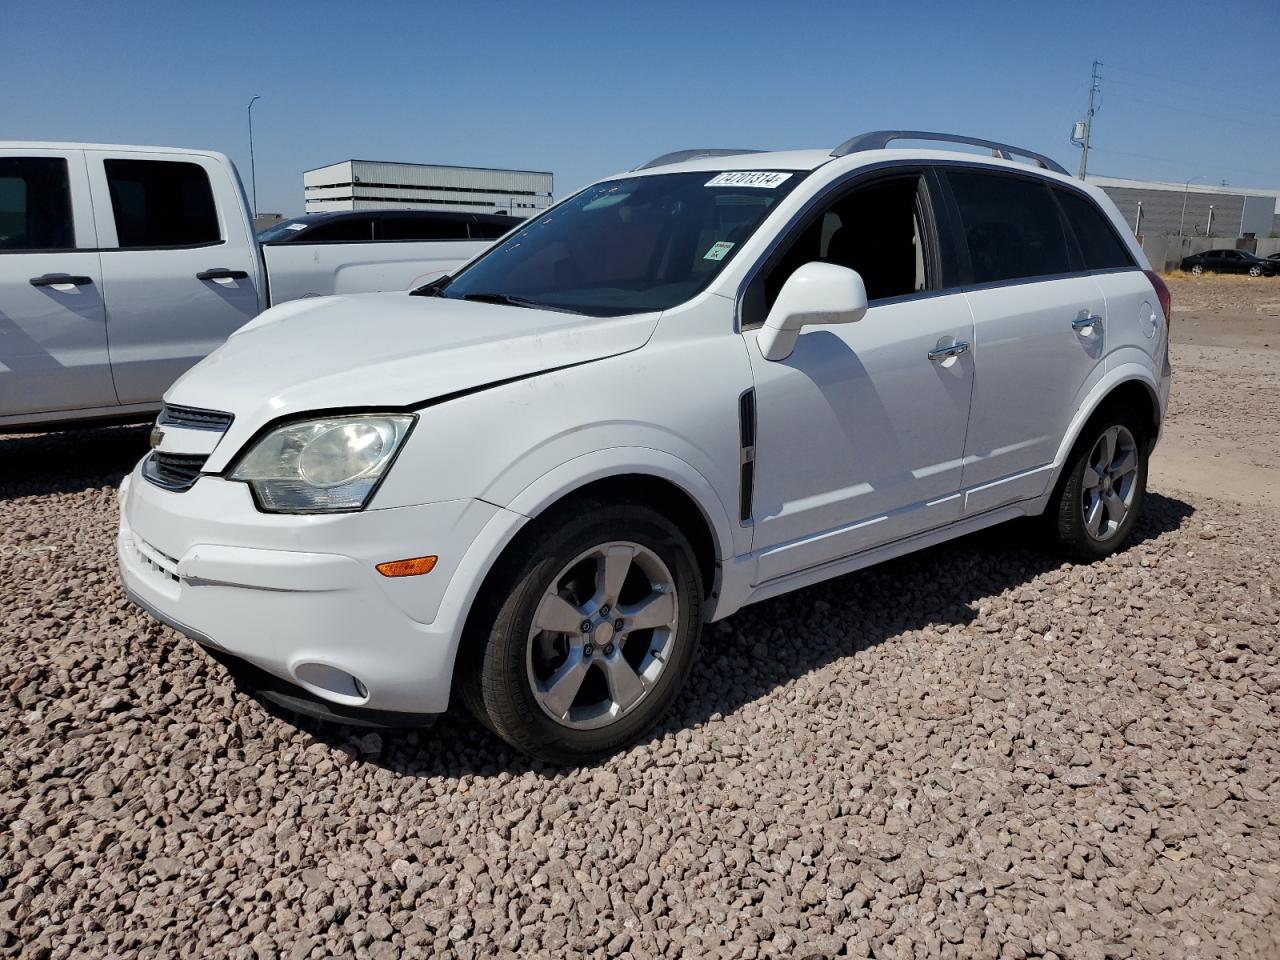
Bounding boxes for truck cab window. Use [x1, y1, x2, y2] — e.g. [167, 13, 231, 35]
[0, 157, 74, 251]
[104, 159, 220, 248]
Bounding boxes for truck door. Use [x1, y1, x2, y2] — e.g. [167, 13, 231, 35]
[0, 148, 115, 420]
[85, 150, 262, 405]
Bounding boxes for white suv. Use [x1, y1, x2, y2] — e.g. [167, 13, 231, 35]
[118, 131, 1172, 762]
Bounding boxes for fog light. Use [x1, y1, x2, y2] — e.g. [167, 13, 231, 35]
[376, 555, 438, 577]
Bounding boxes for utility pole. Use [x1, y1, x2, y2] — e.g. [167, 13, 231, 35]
[1076, 60, 1102, 181]
[247, 95, 261, 220]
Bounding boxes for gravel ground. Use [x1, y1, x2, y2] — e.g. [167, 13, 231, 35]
[3, 283, 1279, 959]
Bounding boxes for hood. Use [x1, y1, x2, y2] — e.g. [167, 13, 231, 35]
[166, 292, 658, 467]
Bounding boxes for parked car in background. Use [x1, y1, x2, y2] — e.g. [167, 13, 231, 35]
[0, 143, 511, 430]
[1180, 248, 1279, 277]
[257, 210, 520, 244]
[120, 131, 1172, 763]
[1267, 252, 1280, 263]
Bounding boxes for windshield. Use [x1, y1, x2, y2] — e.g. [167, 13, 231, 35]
[439, 171, 803, 316]
[257, 218, 311, 243]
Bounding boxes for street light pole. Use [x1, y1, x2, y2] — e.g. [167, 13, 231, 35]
[247, 95, 261, 220]
[1179, 176, 1203, 238]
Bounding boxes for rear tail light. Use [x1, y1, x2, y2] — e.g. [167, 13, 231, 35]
[1144, 270, 1172, 321]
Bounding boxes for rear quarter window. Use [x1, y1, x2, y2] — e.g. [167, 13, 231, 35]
[947, 171, 1072, 283]
[1055, 189, 1135, 271]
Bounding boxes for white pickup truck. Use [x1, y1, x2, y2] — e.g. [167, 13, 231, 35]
[0, 142, 513, 429]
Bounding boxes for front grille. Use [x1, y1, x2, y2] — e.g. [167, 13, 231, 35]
[158, 403, 234, 432]
[142, 452, 209, 492]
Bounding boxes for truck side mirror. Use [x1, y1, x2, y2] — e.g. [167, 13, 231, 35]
[756, 262, 868, 361]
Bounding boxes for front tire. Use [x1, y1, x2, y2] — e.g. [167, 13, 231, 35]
[1249, 265, 1262, 277]
[1043, 410, 1148, 561]
[459, 499, 703, 764]
[1190, 264, 1204, 276]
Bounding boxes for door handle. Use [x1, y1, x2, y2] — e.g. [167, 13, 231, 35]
[196, 268, 249, 281]
[30, 273, 93, 287]
[1072, 312, 1101, 331]
[928, 340, 970, 362]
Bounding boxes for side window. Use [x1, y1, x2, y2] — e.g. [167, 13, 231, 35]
[104, 159, 220, 248]
[301, 217, 375, 242]
[0, 157, 75, 251]
[744, 174, 933, 326]
[947, 171, 1071, 283]
[1054, 189, 1135, 271]
[380, 215, 468, 241]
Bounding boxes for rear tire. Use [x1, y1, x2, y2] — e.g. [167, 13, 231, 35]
[1249, 265, 1262, 277]
[459, 498, 703, 764]
[1190, 264, 1204, 276]
[1042, 408, 1149, 561]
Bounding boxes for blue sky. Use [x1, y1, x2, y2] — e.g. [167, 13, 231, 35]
[3, 0, 1278, 216]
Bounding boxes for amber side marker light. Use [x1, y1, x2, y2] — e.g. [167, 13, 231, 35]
[376, 555, 438, 577]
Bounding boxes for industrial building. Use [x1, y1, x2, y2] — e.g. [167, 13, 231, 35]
[304, 159, 554, 217]
[1087, 175, 1280, 239]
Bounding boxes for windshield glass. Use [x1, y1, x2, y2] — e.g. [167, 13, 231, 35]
[440, 171, 803, 316]
[257, 218, 311, 243]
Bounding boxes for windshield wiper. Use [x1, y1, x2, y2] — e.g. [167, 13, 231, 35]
[459, 293, 585, 315]
[410, 275, 451, 297]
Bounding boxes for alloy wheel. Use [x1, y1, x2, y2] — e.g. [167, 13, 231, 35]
[1080, 424, 1139, 541]
[526, 541, 679, 730]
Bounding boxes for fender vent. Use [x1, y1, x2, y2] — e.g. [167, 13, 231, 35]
[738, 389, 756, 524]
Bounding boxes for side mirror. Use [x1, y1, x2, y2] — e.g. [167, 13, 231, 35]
[757, 262, 868, 361]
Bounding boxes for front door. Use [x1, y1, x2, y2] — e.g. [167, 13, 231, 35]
[86, 150, 261, 405]
[742, 171, 975, 583]
[0, 149, 115, 419]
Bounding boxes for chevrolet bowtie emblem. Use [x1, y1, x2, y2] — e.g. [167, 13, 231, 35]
[150, 426, 165, 449]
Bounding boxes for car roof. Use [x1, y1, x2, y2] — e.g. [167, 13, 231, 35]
[616, 147, 1083, 187]
[285, 209, 520, 224]
[0, 141, 225, 158]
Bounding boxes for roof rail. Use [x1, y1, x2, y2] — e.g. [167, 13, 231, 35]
[831, 130, 1068, 176]
[634, 148, 763, 171]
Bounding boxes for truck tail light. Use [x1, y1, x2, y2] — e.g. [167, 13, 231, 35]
[1144, 270, 1172, 321]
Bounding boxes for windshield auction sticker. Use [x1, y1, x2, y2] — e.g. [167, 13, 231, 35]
[703, 241, 736, 261]
[705, 171, 793, 189]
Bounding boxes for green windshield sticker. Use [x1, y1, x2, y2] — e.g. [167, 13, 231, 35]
[703, 240, 735, 261]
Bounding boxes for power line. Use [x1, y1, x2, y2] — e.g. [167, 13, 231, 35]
[1088, 146, 1279, 184]
[1106, 89, 1280, 133]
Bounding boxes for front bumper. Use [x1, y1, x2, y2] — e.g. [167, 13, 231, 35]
[117, 465, 527, 716]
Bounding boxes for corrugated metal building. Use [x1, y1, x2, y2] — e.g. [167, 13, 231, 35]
[1087, 175, 1279, 239]
[304, 160, 554, 217]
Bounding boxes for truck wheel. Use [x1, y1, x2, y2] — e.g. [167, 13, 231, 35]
[460, 499, 703, 764]
[1044, 410, 1148, 561]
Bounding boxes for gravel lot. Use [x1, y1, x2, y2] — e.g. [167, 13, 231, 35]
[3, 276, 1279, 959]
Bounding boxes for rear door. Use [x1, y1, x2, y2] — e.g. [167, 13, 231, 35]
[86, 150, 262, 405]
[0, 148, 115, 419]
[944, 168, 1108, 514]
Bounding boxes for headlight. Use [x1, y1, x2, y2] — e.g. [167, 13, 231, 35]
[230, 414, 415, 513]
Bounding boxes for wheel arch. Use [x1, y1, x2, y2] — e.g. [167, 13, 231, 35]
[1045, 368, 1161, 503]
[449, 456, 734, 699]
[502, 450, 737, 598]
